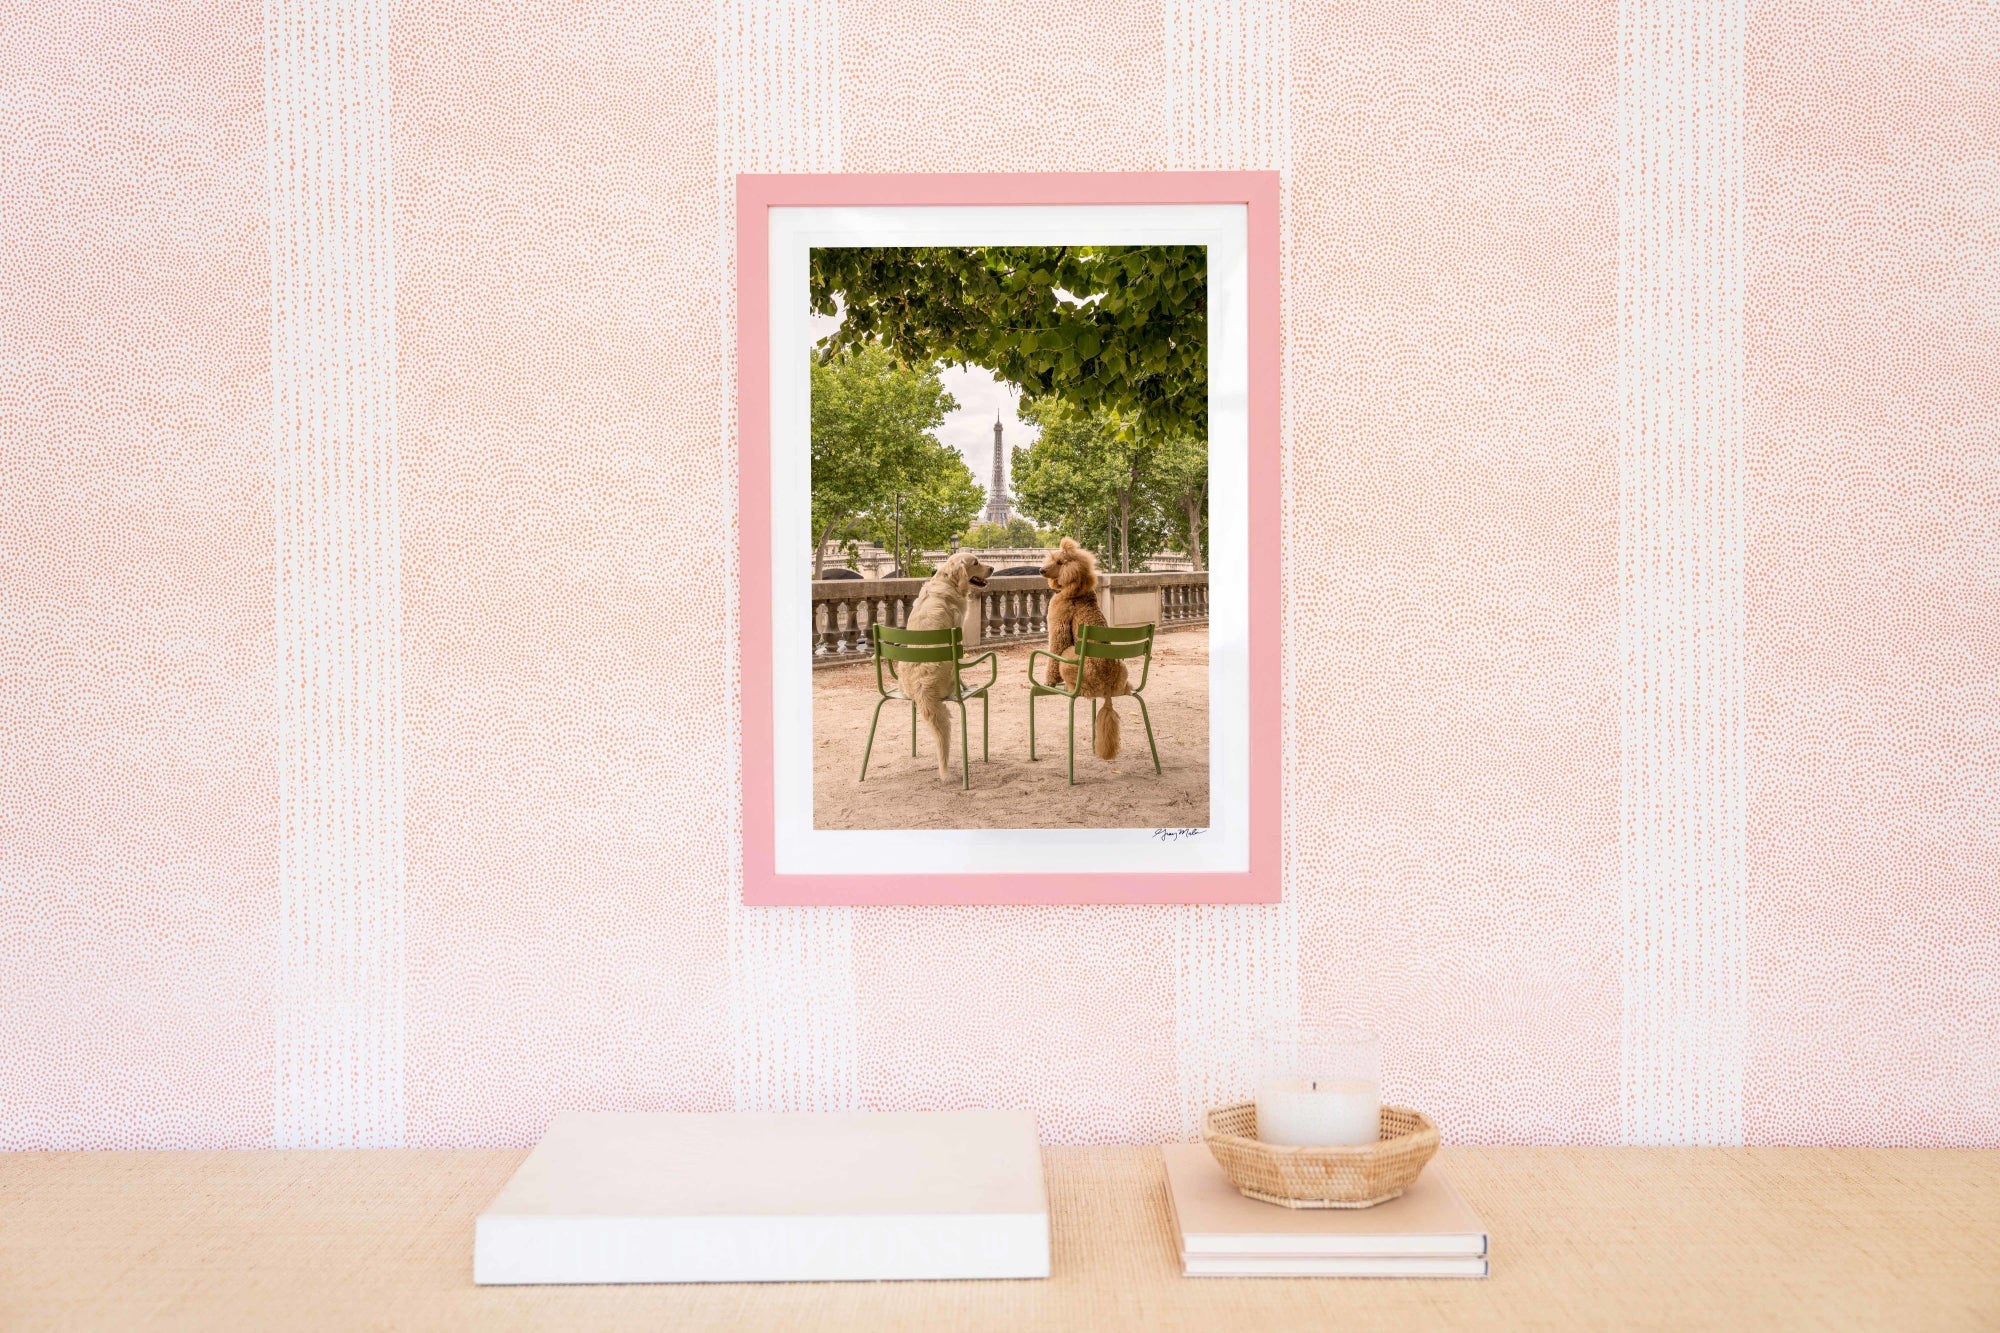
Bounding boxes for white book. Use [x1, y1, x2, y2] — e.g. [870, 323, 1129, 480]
[475, 1110, 1050, 1284]
[1184, 1253, 1489, 1279]
[1162, 1142, 1488, 1263]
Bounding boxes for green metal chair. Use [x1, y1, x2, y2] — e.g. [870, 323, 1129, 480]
[1027, 622, 1162, 784]
[860, 624, 997, 790]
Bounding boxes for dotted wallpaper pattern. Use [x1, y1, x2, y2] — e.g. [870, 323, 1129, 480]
[2, 0, 275, 1149]
[1286, 0, 1624, 1147]
[1745, 0, 2000, 1146]
[395, 0, 738, 1148]
[1618, 0, 1746, 1147]
[270, 0, 405, 1150]
[2, 0, 1995, 1150]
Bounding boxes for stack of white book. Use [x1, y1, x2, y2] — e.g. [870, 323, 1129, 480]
[476, 1110, 1050, 1284]
[1162, 1143, 1488, 1278]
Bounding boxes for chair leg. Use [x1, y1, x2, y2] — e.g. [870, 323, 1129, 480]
[1067, 697, 1077, 785]
[1134, 693, 1162, 775]
[910, 702, 917, 756]
[957, 701, 970, 790]
[1090, 699, 1097, 746]
[981, 693, 990, 761]
[1028, 692, 1038, 761]
[861, 696, 892, 781]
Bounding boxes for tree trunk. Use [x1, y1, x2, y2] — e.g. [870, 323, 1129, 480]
[814, 520, 836, 578]
[1116, 488, 1133, 573]
[814, 519, 855, 578]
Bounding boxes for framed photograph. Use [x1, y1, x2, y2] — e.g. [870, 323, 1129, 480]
[738, 171, 1279, 905]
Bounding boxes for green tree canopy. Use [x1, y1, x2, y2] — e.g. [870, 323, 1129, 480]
[1010, 400, 1210, 573]
[811, 245, 1207, 441]
[810, 344, 980, 577]
[1011, 399, 1174, 574]
[960, 516, 1054, 550]
[1149, 431, 1209, 572]
[884, 447, 983, 576]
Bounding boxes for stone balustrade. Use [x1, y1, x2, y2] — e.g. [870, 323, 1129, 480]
[811, 571, 1209, 665]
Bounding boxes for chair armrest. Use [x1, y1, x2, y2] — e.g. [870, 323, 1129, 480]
[958, 651, 999, 694]
[1028, 649, 1081, 694]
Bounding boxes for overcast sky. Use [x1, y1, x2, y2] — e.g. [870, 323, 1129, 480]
[809, 307, 1041, 506]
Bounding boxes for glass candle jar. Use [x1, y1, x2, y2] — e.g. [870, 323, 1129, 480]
[1253, 1024, 1382, 1146]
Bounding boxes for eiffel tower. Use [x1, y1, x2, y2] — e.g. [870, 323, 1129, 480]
[982, 408, 1013, 525]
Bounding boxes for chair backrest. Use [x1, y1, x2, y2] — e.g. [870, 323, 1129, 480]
[1075, 622, 1154, 660]
[873, 624, 962, 664]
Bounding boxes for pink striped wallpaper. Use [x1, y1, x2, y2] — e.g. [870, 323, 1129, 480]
[3, 0, 1994, 1149]
[1287, 0, 1622, 1146]
[1746, 0, 2000, 1146]
[2, 0, 274, 1148]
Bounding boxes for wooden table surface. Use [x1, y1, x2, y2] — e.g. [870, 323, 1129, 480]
[2, 1144, 1996, 1330]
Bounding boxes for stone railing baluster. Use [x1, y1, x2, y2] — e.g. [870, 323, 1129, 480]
[808, 572, 1204, 666]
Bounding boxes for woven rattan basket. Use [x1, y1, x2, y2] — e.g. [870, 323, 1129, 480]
[1201, 1102, 1440, 1208]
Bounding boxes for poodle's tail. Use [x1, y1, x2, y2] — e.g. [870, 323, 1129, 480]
[1094, 698, 1122, 761]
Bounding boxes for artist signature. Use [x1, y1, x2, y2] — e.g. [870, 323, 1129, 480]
[1152, 827, 1206, 842]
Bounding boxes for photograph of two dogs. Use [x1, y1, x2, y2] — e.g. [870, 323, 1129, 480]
[901, 542, 1126, 782]
[810, 542, 1210, 833]
[805, 239, 1211, 832]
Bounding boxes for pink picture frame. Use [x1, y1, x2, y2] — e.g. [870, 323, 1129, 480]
[738, 171, 1281, 906]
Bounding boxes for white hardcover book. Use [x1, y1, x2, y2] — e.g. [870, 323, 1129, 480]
[1183, 1254, 1489, 1279]
[475, 1110, 1050, 1284]
[1162, 1142, 1488, 1261]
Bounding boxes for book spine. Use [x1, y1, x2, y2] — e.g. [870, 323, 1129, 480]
[477, 1214, 1051, 1284]
[1182, 1254, 1489, 1279]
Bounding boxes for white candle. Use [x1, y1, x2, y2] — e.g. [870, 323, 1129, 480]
[1254, 1078, 1380, 1146]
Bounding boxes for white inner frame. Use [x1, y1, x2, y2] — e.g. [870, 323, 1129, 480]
[770, 204, 1249, 875]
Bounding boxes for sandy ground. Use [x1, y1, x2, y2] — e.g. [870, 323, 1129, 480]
[812, 628, 1210, 830]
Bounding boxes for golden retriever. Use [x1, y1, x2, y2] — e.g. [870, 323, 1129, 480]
[1040, 538, 1127, 761]
[900, 551, 993, 780]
